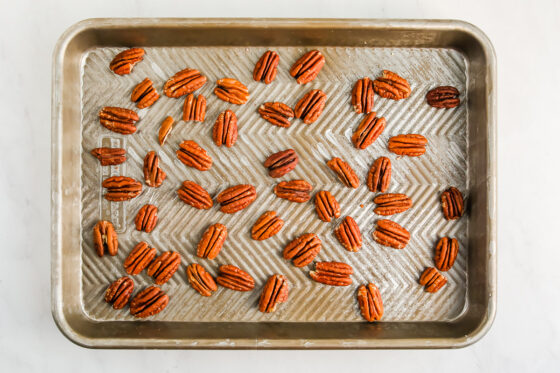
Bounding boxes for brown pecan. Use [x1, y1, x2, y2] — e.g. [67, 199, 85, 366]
[264, 149, 298, 178]
[388, 134, 428, 157]
[98, 107, 139, 135]
[315, 190, 341, 222]
[93, 220, 118, 257]
[373, 193, 413, 216]
[283, 233, 321, 267]
[147, 251, 181, 285]
[290, 50, 325, 84]
[124, 241, 157, 275]
[352, 112, 386, 149]
[258, 274, 289, 313]
[109, 48, 144, 75]
[217, 265, 255, 291]
[182, 93, 206, 122]
[143, 151, 166, 187]
[434, 237, 459, 271]
[135, 204, 158, 233]
[186, 263, 217, 297]
[352, 77, 375, 114]
[213, 110, 238, 147]
[335, 216, 362, 252]
[274, 180, 312, 203]
[294, 89, 326, 124]
[131, 78, 159, 109]
[367, 157, 391, 193]
[327, 157, 359, 189]
[372, 219, 410, 249]
[176, 140, 213, 171]
[163, 68, 207, 98]
[441, 187, 464, 220]
[158, 116, 174, 145]
[105, 276, 134, 310]
[216, 184, 257, 214]
[102, 176, 142, 201]
[357, 283, 383, 322]
[214, 78, 249, 105]
[426, 86, 460, 108]
[90, 147, 126, 166]
[177, 181, 213, 210]
[310, 261, 353, 286]
[196, 223, 227, 260]
[258, 102, 294, 128]
[129, 286, 169, 318]
[251, 211, 284, 241]
[253, 50, 279, 84]
[419, 267, 447, 293]
[373, 70, 411, 100]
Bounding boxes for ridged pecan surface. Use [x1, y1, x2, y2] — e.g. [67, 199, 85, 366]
[434, 237, 459, 271]
[357, 283, 383, 322]
[253, 50, 279, 84]
[135, 204, 158, 233]
[426, 86, 460, 108]
[129, 286, 169, 318]
[314, 190, 341, 222]
[217, 265, 255, 292]
[98, 107, 139, 135]
[258, 102, 294, 127]
[102, 176, 142, 201]
[352, 112, 386, 149]
[182, 94, 206, 122]
[352, 77, 374, 114]
[372, 219, 410, 249]
[373, 70, 411, 100]
[310, 261, 353, 286]
[131, 78, 159, 109]
[213, 110, 238, 147]
[289, 50, 325, 84]
[109, 48, 144, 75]
[251, 211, 284, 240]
[258, 274, 289, 313]
[283, 233, 322, 267]
[335, 216, 362, 252]
[264, 149, 298, 178]
[163, 68, 206, 98]
[124, 241, 157, 275]
[327, 157, 359, 189]
[273, 180, 312, 203]
[143, 151, 166, 187]
[105, 276, 134, 309]
[214, 78, 249, 104]
[373, 193, 413, 216]
[91, 147, 126, 166]
[147, 251, 181, 285]
[419, 267, 447, 293]
[294, 89, 326, 124]
[158, 116, 174, 145]
[176, 140, 213, 171]
[196, 223, 227, 260]
[93, 220, 118, 257]
[186, 263, 217, 297]
[177, 181, 213, 210]
[388, 134, 427, 157]
[216, 184, 257, 214]
[441, 187, 464, 220]
[367, 157, 391, 193]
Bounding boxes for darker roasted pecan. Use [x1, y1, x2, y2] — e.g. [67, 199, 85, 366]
[176, 140, 213, 171]
[213, 110, 238, 147]
[327, 157, 359, 189]
[147, 251, 181, 285]
[214, 78, 249, 105]
[183, 94, 206, 122]
[372, 219, 410, 249]
[98, 107, 139, 135]
[163, 68, 207, 98]
[310, 261, 353, 286]
[102, 176, 142, 201]
[367, 157, 391, 193]
[388, 134, 428, 157]
[216, 184, 257, 214]
[258, 102, 294, 128]
[352, 112, 386, 149]
[294, 89, 326, 124]
[129, 286, 169, 318]
[251, 211, 284, 241]
[131, 78, 159, 109]
[186, 263, 217, 297]
[258, 274, 289, 313]
[335, 216, 362, 252]
[135, 204, 158, 233]
[373, 70, 411, 100]
[357, 283, 383, 322]
[91, 147, 126, 166]
[253, 50, 279, 84]
[373, 193, 412, 216]
[419, 267, 447, 293]
[441, 187, 464, 220]
[290, 50, 325, 84]
[110, 48, 144, 75]
[177, 181, 213, 210]
[315, 190, 340, 222]
[93, 220, 118, 257]
[274, 180, 312, 203]
[352, 77, 375, 114]
[283, 233, 322, 267]
[426, 86, 460, 108]
[264, 149, 298, 178]
[196, 223, 228, 260]
[158, 116, 174, 145]
[143, 151, 166, 187]
[105, 276, 134, 310]
[124, 241, 157, 275]
[434, 237, 459, 271]
[217, 265, 255, 291]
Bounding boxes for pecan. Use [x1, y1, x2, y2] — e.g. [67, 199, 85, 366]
[147, 251, 181, 285]
[158, 116, 174, 145]
[251, 211, 284, 240]
[258, 102, 294, 128]
[388, 134, 428, 157]
[105, 276, 134, 310]
[352, 77, 375, 114]
[372, 219, 410, 249]
[426, 86, 460, 108]
[131, 78, 159, 109]
[109, 48, 144, 75]
[335, 216, 362, 252]
[217, 265, 255, 291]
[213, 110, 238, 147]
[441, 187, 464, 220]
[289, 50, 325, 84]
[274, 180, 312, 203]
[176, 140, 213, 171]
[294, 89, 326, 124]
[253, 50, 279, 84]
[216, 184, 257, 214]
[310, 261, 353, 286]
[177, 181, 213, 210]
[367, 157, 391, 193]
[182, 94, 206, 122]
[314, 190, 340, 222]
[129, 286, 169, 318]
[196, 223, 227, 260]
[352, 112, 386, 149]
[434, 237, 459, 271]
[357, 283, 383, 322]
[327, 157, 359, 189]
[102, 176, 142, 201]
[373, 193, 413, 216]
[373, 70, 411, 100]
[90, 147, 126, 166]
[124, 241, 157, 275]
[143, 151, 166, 187]
[163, 68, 207, 98]
[258, 274, 289, 313]
[283, 233, 322, 267]
[419, 267, 447, 293]
[264, 149, 298, 178]
[186, 263, 217, 297]
[134, 204, 158, 233]
[214, 78, 249, 104]
[92, 220, 118, 257]
[98, 107, 139, 135]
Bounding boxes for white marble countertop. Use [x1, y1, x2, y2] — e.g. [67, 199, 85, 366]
[2, 0, 559, 371]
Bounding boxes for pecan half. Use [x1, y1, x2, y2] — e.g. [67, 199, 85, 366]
[216, 184, 257, 214]
[183, 94, 206, 122]
[253, 50, 279, 84]
[294, 89, 326, 124]
[124, 241, 157, 275]
[109, 48, 144, 75]
[373, 193, 413, 216]
[335, 216, 362, 252]
[426, 86, 460, 108]
[213, 110, 238, 147]
[258, 102, 294, 128]
[102, 176, 142, 201]
[163, 68, 207, 98]
[186, 263, 217, 297]
[90, 147, 126, 166]
[147, 251, 181, 285]
[352, 112, 385, 150]
[176, 140, 213, 171]
[388, 134, 428, 157]
[367, 157, 391, 193]
[196, 223, 227, 260]
[214, 78, 249, 104]
[434, 237, 459, 271]
[217, 265, 255, 291]
[290, 50, 325, 84]
[274, 180, 312, 203]
[441, 187, 464, 220]
[105, 276, 134, 309]
[283, 233, 321, 267]
[158, 116, 174, 145]
[258, 274, 289, 313]
[352, 77, 374, 114]
[372, 219, 410, 249]
[251, 211, 284, 240]
[327, 157, 359, 189]
[315, 190, 341, 222]
[93, 220, 118, 257]
[419, 267, 447, 293]
[98, 107, 139, 135]
[264, 149, 298, 178]
[143, 151, 166, 187]
[131, 78, 159, 109]
[357, 283, 383, 322]
[177, 181, 213, 210]
[135, 204, 158, 233]
[310, 261, 353, 286]
[373, 70, 411, 100]
[129, 286, 169, 318]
